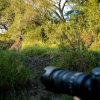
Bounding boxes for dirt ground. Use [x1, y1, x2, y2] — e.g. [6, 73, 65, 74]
[24, 56, 61, 100]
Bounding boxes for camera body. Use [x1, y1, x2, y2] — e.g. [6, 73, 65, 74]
[41, 66, 100, 100]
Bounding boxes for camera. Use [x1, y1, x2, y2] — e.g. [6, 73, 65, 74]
[41, 66, 100, 100]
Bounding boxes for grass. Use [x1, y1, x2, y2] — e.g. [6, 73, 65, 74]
[0, 50, 35, 91]
[21, 40, 59, 57]
[0, 87, 32, 100]
[0, 37, 100, 100]
[20, 39, 100, 100]
[48, 49, 97, 72]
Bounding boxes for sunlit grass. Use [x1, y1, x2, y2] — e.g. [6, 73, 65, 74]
[22, 40, 59, 57]
[22, 39, 58, 49]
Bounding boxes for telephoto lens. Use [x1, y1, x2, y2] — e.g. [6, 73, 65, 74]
[41, 66, 100, 100]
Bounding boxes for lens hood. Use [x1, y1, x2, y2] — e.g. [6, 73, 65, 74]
[41, 66, 62, 89]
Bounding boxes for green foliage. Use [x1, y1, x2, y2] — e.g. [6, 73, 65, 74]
[22, 40, 59, 57]
[0, 31, 11, 41]
[50, 50, 96, 72]
[0, 0, 52, 38]
[0, 0, 9, 15]
[0, 50, 34, 90]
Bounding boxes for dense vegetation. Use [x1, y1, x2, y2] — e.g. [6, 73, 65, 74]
[0, 0, 100, 100]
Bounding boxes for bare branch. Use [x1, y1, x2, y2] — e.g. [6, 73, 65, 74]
[58, 0, 61, 8]
[49, 0, 58, 5]
[49, 0, 67, 22]
[50, 7, 62, 21]
[53, 4, 60, 11]
[62, 0, 67, 11]
[53, 4, 64, 21]
[54, 11, 62, 21]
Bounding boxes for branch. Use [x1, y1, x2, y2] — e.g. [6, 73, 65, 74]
[49, 0, 58, 5]
[58, 0, 61, 8]
[62, 0, 67, 11]
[49, 0, 68, 11]
[53, 4, 60, 11]
[50, 7, 62, 21]
[49, 0, 66, 22]
[53, 5, 64, 21]
[54, 11, 62, 21]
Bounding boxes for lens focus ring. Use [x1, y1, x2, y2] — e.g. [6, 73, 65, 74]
[68, 75, 75, 94]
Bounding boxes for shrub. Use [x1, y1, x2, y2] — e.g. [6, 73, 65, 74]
[50, 50, 96, 73]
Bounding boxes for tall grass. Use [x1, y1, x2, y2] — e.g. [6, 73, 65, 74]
[0, 50, 35, 91]
[21, 40, 59, 57]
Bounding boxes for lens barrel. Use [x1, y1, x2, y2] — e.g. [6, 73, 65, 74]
[41, 66, 94, 100]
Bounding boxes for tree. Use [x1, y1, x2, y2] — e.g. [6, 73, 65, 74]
[0, 0, 53, 37]
[63, 0, 100, 49]
[49, 0, 68, 22]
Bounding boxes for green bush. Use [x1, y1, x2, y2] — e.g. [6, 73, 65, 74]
[50, 50, 96, 73]
[0, 50, 34, 90]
